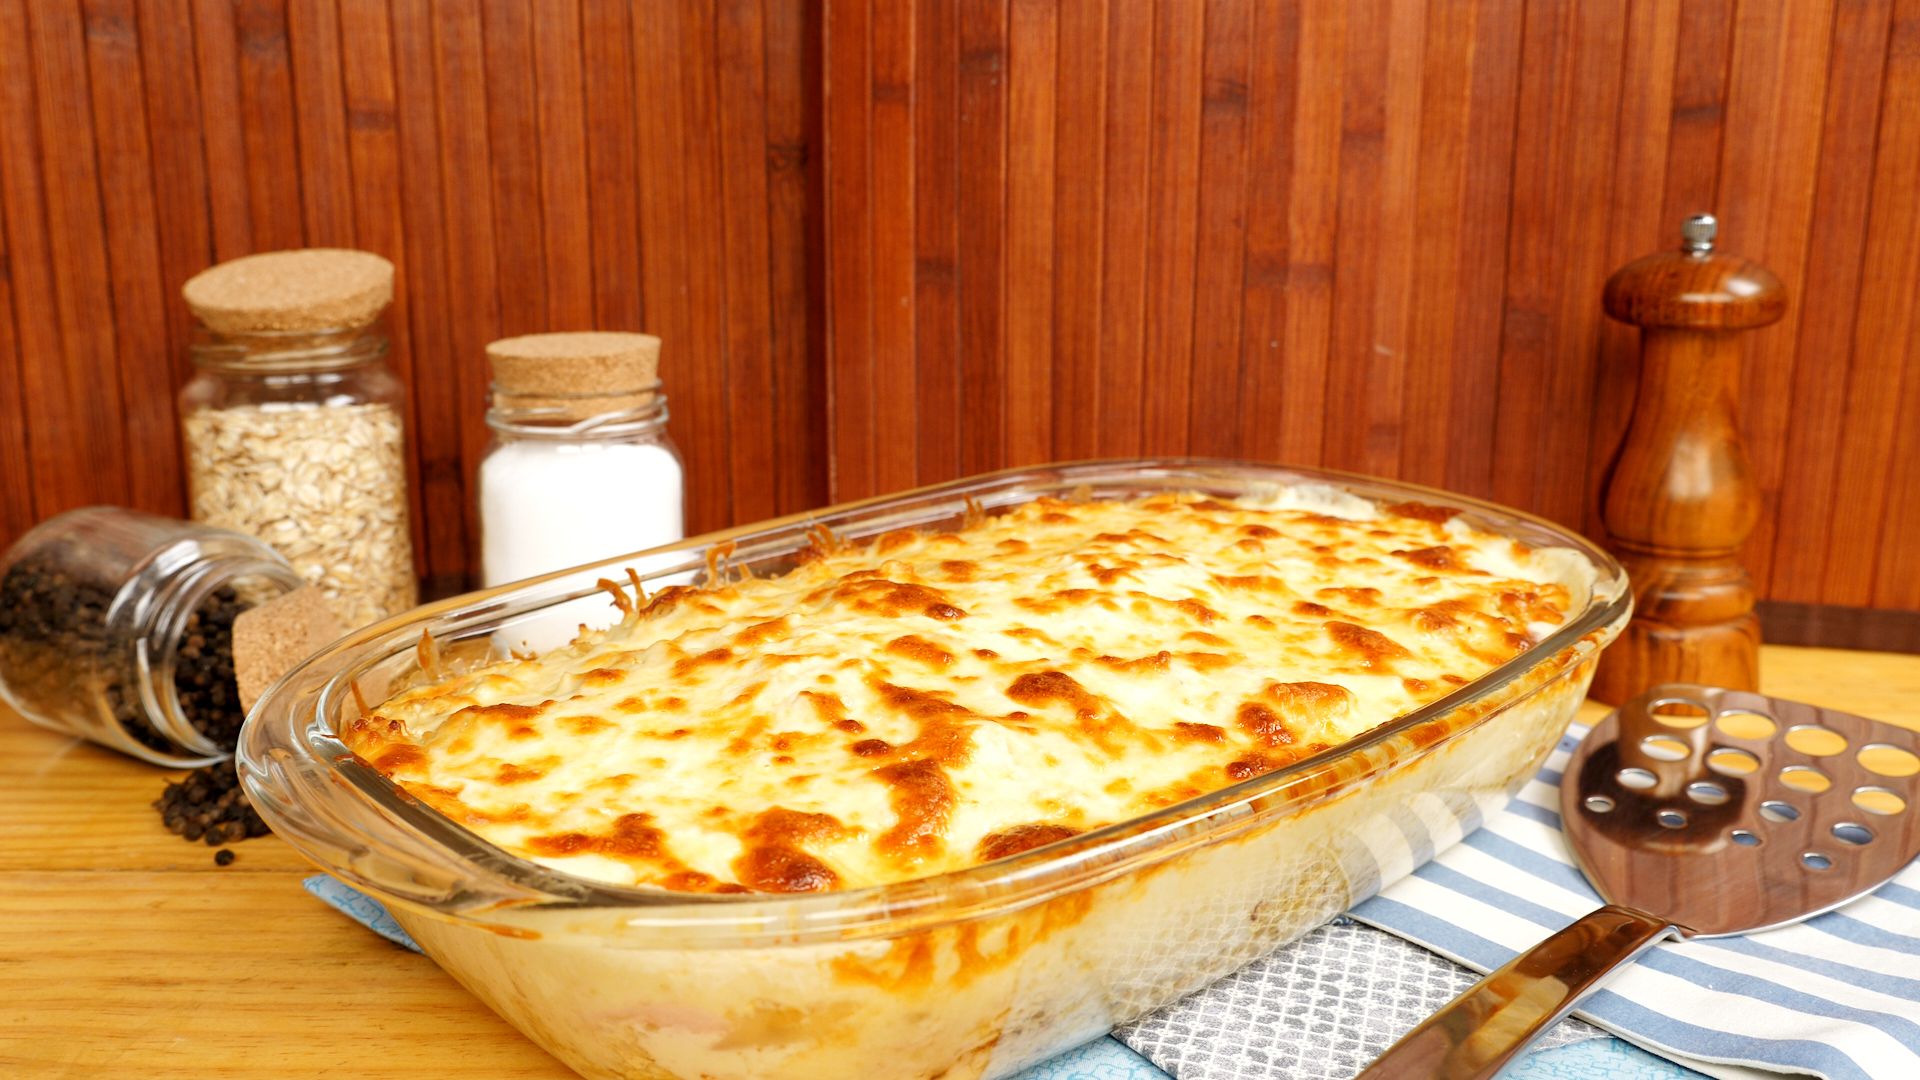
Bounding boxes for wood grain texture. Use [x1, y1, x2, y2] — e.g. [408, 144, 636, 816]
[0, 0, 824, 585]
[6, 643, 1917, 1074]
[820, 0, 1920, 611]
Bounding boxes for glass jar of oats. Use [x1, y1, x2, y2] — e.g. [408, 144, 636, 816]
[178, 249, 418, 629]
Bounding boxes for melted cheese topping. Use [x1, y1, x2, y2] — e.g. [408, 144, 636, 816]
[348, 490, 1587, 894]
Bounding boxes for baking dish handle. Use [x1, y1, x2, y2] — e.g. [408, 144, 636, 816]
[1356, 904, 1675, 1079]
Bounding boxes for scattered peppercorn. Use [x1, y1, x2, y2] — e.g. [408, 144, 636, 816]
[214, 848, 236, 867]
[154, 759, 270, 847]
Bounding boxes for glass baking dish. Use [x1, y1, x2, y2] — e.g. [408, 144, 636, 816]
[240, 459, 1630, 1080]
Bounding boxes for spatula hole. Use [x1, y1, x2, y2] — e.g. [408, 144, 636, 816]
[1707, 747, 1760, 777]
[1759, 800, 1800, 823]
[1716, 710, 1778, 741]
[1584, 794, 1616, 814]
[1831, 822, 1874, 846]
[1617, 767, 1658, 791]
[1779, 765, 1831, 794]
[1730, 829, 1761, 847]
[1858, 744, 1920, 779]
[1649, 699, 1710, 729]
[1656, 809, 1687, 829]
[1801, 852, 1832, 871]
[1641, 734, 1693, 762]
[1784, 725, 1848, 758]
[1687, 781, 1729, 806]
[1853, 787, 1907, 816]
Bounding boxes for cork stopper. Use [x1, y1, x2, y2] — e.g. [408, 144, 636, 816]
[231, 587, 347, 713]
[183, 249, 394, 334]
[486, 331, 663, 418]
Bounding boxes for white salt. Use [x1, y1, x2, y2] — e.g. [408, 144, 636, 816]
[479, 440, 685, 652]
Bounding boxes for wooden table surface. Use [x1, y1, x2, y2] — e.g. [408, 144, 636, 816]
[3, 644, 1917, 1078]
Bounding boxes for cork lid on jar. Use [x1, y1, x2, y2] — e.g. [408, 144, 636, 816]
[486, 331, 663, 418]
[182, 249, 395, 334]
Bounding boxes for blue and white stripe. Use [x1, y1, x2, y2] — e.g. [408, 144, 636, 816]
[1353, 725, 1920, 1080]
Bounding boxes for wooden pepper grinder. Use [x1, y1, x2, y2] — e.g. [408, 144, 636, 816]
[1590, 215, 1786, 705]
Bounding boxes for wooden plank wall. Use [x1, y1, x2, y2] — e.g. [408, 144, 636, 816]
[3, 2, 1918, 614]
[0, 0, 825, 590]
[821, 0, 1920, 612]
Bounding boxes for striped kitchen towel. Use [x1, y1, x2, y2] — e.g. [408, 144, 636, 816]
[1348, 723, 1920, 1080]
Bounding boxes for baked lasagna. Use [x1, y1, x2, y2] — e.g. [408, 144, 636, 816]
[347, 488, 1588, 894]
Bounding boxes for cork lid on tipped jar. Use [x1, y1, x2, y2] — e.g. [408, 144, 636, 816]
[182, 248, 395, 334]
[486, 331, 663, 419]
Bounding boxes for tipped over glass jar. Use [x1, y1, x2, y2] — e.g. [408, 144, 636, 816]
[0, 508, 303, 766]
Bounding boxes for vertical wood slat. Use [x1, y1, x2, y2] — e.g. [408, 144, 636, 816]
[1092, 0, 1152, 459]
[1184, 0, 1250, 462]
[911, 0, 961, 484]
[1048, 0, 1104, 464]
[955, 0, 1006, 477]
[1768, 0, 1895, 603]
[869, 0, 919, 489]
[1002, 0, 1054, 468]
[15, 0, 131, 515]
[715, 0, 779, 525]
[763, 0, 828, 515]
[83, 0, 180, 518]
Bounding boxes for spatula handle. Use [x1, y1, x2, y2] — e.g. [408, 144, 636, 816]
[1356, 904, 1676, 1080]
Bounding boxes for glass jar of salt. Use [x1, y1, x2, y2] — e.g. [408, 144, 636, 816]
[478, 332, 685, 651]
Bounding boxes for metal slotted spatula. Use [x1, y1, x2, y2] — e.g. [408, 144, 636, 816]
[1360, 684, 1920, 1080]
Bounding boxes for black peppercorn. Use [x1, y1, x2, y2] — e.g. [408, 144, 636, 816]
[152, 759, 270, 847]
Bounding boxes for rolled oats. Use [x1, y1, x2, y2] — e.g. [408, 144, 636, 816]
[183, 402, 416, 628]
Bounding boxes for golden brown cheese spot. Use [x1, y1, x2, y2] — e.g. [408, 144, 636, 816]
[834, 577, 968, 621]
[455, 701, 545, 724]
[563, 715, 614, 735]
[1240, 524, 1279, 539]
[874, 758, 954, 858]
[1176, 598, 1222, 624]
[876, 528, 919, 554]
[1236, 703, 1294, 747]
[1093, 650, 1171, 675]
[976, 823, 1080, 862]
[1412, 598, 1478, 633]
[1173, 721, 1226, 744]
[734, 845, 839, 892]
[939, 559, 977, 581]
[1319, 586, 1381, 606]
[733, 617, 790, 646]
[1226, 755, 1280, 781]
[1395, 545, 1465, 571]
[1182, 630, 1228, 646]
[887, 634, 955, 667]
[672, 647, 734, 677]
[494, 762, 546, 784]
[1177, 651, 1234, 671]
[1293, 600, 1333, 618]
[372, 743, 426, 772]
[1385, 500, 1460, 524]
[851, 738, 893, 757]
[1006, 671, 1100, 717]
[527, 812, 666, 859]
[580, 667, 624, 685]
[1326, 621, 1413, 670]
